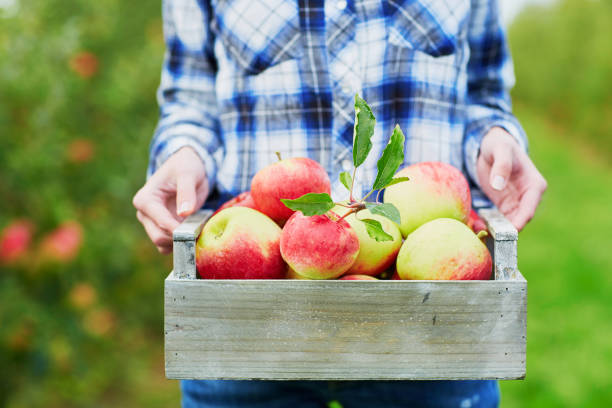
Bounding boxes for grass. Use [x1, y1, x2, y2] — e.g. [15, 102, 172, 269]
[499, 105, 612, 407]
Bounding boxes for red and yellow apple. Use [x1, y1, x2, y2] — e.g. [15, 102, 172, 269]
[285, 266, 310, 280]
[280, 211, 359, 280]
[384, 162, 471, 237]
[332, 205, 402, 276]
[396, 218, 492, 280]
[251, 157, 331, 225]
[339, 274, 378, 280]
[196, 207, 286, 279]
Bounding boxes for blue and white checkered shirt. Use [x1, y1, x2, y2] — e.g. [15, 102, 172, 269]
[148, 0, 527, 208]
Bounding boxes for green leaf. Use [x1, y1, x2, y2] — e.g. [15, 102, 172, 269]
[372, 124, 405, 190]
[381, 177, 410, 189]
[360, 218, 394, 242]
[365, 202, 401, 225]
[339, 171, 352, 192]
[280, 193, 335, 216]
[353, 94, 375, 168]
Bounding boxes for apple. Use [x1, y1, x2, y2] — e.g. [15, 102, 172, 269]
[467, 209, 487, 234]
[384, 161, 471, 237]
[40, 221, 83, 262]
[251, 157, 331, 225]
[212, 191, 258, 216]
[332, 205, 402, 276]
[0, 220, 33, 264]
[285, 266, 310, 280]
[339, 274, 378, 280]
[396, 218, 492, 280]
[280, 211, 359, 280]
[196, 207, 286, 279]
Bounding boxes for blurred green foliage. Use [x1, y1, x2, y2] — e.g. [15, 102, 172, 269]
[0, 0, 610, 407]
[509, 0, 612, 157]
[0, 0, 180, 406]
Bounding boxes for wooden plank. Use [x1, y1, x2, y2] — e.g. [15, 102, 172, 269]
[173, 210, 212, 280]
[479, 208, 518, 281]
[165, 279, 526, 380]
[479, 208, 518, 241]
[173, 210, 212, 241]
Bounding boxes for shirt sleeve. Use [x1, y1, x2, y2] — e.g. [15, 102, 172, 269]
[147, 0, 223, 191]
[463, 0, 527, 189]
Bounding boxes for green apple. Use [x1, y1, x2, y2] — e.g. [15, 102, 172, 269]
[332, 205, 402, 276]
[396, 218, 492, 280]
[384, 161, 472, 237]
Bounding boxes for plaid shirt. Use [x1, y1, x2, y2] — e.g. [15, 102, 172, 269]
[148, 0, 527, 207]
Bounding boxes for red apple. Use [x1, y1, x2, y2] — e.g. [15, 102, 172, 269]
[251, 157, 331, 225]
[196, 207, 286, 279]
[396, 218, 492, 280]
[212, 191, 258, 216]
[384, 162, 471, 237]
[0, 220, 33, 264]
[280, 211, 359, 280]
[40, 221, 83, 262]
[467, 209, 487, 234]
[339, 274, 378, 280]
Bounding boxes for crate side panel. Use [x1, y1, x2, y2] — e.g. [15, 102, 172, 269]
[165, 280, 526, 380]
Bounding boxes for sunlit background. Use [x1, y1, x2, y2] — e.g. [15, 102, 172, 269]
[1, 0, 610, 406]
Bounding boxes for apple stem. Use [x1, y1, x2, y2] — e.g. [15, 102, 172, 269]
[275, 151, 283, 161]
[337, 208, 357, 222]
[477, 230, 489, 239]
[335, 202, 366, 223]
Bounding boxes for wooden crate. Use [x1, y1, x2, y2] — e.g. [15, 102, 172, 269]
[165, 208, 526, 380]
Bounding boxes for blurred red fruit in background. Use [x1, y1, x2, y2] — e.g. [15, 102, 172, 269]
[0, 220, 34, 264]
[67, 138, 95, 163]
[69, 52, 99, 79]
[40, 221, 83, 262]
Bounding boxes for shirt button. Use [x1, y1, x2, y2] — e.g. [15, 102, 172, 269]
[342, 159, 352, 171]
[336, 0, 347, 10]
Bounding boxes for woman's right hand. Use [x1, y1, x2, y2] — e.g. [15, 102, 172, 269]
[132, 147, 209, 254]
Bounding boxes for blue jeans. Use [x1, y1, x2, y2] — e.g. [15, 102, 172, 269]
[181, 380, 499, 407]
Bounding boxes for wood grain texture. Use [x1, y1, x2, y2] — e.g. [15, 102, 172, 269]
[479, 208, 519, 281]
[173, 210, 212, 280]
[165, 279, 526, 380]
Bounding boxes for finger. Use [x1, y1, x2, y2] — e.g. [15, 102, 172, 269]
[489, 145, 514, 191]
[509, 187, 544, 231]
[136, 194, 180, 233]
[136, 210, 173, 250]
[176, 173, 198, 217]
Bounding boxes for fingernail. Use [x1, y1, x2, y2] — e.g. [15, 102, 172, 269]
[492, 175, 506, 191]
[178, 201, 192, 215]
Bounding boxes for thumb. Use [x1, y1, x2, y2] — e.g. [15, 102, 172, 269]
[176, 173, 198, 217]
[488, 146, 514, 191]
